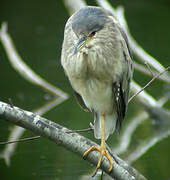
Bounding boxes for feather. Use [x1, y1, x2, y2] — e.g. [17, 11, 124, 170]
[73, 90, 90, 112]
[94, 111, 117, 140]
[112, 82, 126, 131]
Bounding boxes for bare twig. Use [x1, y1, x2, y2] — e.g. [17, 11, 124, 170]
[0, 136, 40, 145]
[144, 62, 155, 77]
[66, 127, 93, 133]
[129, 66, 170, 103]
[134, 63, 170, 83]
[0, 22, 68, 99]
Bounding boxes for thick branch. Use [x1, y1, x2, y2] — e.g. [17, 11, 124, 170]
[0, 101, 146, 180]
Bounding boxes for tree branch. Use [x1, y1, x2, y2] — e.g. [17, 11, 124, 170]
[0, 22, 68, 99]
[0, 101, 147, 180]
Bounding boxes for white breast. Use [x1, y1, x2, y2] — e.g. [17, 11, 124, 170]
[75, 77, 113, 114]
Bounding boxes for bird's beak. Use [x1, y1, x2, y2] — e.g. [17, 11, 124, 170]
[73, 36, 87, 55]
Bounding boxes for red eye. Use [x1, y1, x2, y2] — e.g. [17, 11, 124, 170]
[89, 31, 96, 37]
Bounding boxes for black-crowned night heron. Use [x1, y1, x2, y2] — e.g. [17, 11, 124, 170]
[61, 6, 133, 175]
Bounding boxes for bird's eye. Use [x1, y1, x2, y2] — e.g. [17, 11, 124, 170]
[89, 31, 96, 37]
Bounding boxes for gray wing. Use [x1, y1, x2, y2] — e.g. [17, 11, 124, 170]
[118, 27, 133, 60]
[112, 82, 126, 131]
[119, 26, 133, 103]
[73, 90, 90, 112]
[113, 26, 133, 131]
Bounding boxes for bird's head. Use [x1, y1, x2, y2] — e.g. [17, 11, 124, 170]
[71, 6, 108, 55]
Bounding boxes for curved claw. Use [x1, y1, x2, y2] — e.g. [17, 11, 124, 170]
[83, 145, 113, 176]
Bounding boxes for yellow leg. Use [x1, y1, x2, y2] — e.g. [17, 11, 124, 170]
[83, 115, 113, 176]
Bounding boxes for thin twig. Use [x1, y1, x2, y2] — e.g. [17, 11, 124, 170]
[144, 62, 155, 77]
[66, 127, 93, 133]
[134, 63, 170, 82]
[0, 136, 41, 145]
[129, 66, 170, 103]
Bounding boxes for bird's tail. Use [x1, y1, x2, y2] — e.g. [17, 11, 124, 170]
[93, 112, 117, 140]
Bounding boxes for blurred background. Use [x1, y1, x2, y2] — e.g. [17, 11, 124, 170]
[0, 0, 169, 180]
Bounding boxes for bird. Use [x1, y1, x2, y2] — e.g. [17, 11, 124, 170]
[61, 6, 133, 175]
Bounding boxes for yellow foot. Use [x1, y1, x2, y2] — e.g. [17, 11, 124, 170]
[83, 145, 113, 177]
